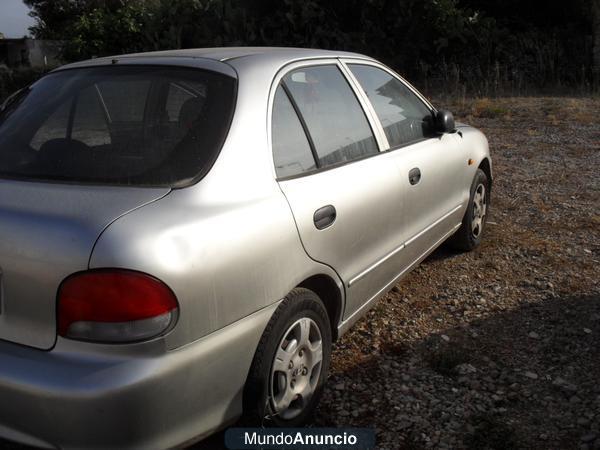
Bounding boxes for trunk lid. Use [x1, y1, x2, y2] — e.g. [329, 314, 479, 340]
[0, 180, 169, 349]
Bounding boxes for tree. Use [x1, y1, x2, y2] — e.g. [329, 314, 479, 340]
[62, 0, 153, 59]
[21, 0, 596, 92]
[593, 0, 600, 87]
[24, 0, 87, 39]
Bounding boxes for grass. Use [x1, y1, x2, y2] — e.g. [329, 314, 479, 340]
[470, 98, 509, 118]
[434, 96, 600, 128]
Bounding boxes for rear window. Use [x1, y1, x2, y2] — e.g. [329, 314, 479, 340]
[0, 66, 236, 187]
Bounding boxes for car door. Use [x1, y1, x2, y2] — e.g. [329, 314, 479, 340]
[343, 60, 470, 266]
[271, 61, 409, 320]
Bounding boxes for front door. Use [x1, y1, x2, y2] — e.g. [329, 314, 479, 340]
[345, 62, 469, 265]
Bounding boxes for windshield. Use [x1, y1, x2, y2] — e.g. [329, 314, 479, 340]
[0, 65, 236, 187]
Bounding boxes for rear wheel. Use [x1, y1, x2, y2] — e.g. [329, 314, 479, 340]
[449, 168, 489, 251]
[244, 288, 331, 426]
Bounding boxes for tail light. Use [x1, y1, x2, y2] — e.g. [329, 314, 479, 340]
[57, 269, 178, 343]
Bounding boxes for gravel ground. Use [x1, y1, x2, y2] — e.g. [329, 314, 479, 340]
[1, 97, 598, 449]
[313, 96, 600, 449]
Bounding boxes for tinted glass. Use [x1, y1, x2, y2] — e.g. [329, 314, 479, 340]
[99, 80, 150, 122]
[349, 65, 434, 148]
[283, 65, 378, 167]
[0, 66, 236, 187]
[71, 85, 112, 147]
[272, 86, 316, 178]
[165, 81, 207, 122]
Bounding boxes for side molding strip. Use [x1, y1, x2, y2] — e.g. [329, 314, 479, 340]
[347, 204, 463, 288]
[347, 243, 406, 288]
[338, 222, 461, 336]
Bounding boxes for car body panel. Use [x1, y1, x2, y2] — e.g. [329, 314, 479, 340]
[0, 301, 280, 450]
[278, 153, 407, 319]
[457, 123, 493, 181]
[337, 58, 473, 263]
[89, 184, 343, 349]
[384, 133, 468, 265]
[270, 57, 480, 321]
[57, 55, 239, 77]
[0, 180, 169, 349]
[0, 47, 491, 449]
[88, 54, 346, 347]
[268, 58, 410, 320]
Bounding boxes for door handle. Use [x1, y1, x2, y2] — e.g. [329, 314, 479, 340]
[313, 205, 337, 230]
[408, 168, 421, 185]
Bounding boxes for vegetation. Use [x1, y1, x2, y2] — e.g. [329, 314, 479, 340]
[15, 0, 600, 96]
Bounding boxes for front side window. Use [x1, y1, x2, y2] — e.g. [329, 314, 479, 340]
[349, 64, 434, 148]
[283, 65, 378, 168]
[0, 66, 236, 187]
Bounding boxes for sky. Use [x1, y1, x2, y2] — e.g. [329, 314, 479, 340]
[0, 0, 35, 38]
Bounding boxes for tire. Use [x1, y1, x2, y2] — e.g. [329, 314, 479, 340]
[243, 288, 332, 427]
[449, 168, 490, 251]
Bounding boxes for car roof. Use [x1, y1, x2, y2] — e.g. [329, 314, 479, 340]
[90, 47, 367, 62]
[126, 47, 370, 61]
[56, 47, 374, 74]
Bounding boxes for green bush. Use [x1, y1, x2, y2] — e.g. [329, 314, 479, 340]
[17, 0, 599, 96]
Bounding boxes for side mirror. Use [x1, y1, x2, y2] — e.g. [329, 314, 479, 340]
[435, 110, 456, 133]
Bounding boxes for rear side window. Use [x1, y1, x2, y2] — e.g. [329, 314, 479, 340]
[283, 65, 378, 168]
[349, 64, 434, 148]
[0, 66, 236, 187]
[272, 86, 316, 178]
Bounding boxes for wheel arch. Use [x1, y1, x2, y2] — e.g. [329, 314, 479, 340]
[297, 274, 344, 341]
[478, 157, 493, 192]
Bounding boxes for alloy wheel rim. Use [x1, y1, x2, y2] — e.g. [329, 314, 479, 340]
[269, 317, 323, 420]
[471, 183, 487, 238]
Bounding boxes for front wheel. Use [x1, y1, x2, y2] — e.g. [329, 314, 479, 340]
[243, 288, 332, 427]
[449, 168, 490, 251]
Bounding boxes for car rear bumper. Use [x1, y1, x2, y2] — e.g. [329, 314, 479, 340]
[0, 302, 278, 450]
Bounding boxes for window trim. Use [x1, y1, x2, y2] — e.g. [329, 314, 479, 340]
[337, 61, 390, 150]
[339, 58, 438, 153]
[279, 83, 321, 170]
[275, 149, 385, 182]
[267, 58, 388, 181]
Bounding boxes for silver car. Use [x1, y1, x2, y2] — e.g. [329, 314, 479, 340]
[0, 47, 491, 449]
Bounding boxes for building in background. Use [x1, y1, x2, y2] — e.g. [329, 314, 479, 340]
[0, 37, 62, 68]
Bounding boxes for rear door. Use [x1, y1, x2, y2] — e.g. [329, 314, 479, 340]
[344, 61, 469, 265]
[272, 61, 407, 319]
